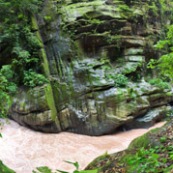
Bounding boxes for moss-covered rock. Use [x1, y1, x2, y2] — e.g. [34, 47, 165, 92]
[9, 0, 173, 135]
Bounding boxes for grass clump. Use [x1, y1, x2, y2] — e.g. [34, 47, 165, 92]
[121, 123, 173, 173]
[148, 78, 171, 89]
[106, 74, 128, 87]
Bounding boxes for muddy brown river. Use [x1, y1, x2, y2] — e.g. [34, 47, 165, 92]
[0, 120, 164, 173]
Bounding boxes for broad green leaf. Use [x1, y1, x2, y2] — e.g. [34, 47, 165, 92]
[56, 170, 69, 173]
[35, 166, 52, 173]
[65, 161, 79, 170]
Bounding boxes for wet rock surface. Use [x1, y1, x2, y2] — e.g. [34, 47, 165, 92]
[9, 0, 173, 135]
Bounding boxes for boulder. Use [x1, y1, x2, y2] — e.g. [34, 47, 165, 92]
[9, 81, 173, 135]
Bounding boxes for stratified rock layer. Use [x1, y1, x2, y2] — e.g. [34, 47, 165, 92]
[9, 0, 173, 135]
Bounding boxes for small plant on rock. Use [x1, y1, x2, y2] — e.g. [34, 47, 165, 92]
[33, 161, 98, 173]
[106, 73, 128, 87]
[148, 78, 171, 89]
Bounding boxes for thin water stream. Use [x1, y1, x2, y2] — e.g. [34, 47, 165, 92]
[0, 120, 165, 173]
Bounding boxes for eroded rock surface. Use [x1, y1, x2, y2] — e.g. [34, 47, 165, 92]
[9, 0, 173, 135]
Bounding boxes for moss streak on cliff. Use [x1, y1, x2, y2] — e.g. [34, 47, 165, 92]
[31, 15, 61, 128]
[45, 84, 62, 131]
[31, 16, 50, 77]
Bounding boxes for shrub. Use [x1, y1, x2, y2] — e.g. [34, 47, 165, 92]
[0, 66, 17, 118]
[24, 70, 48, 87]
[0, 0, 46, 88]
[106, 74, 128, 87]
[148, 25, 173, 80]
[125, 144, 173, 173]
[148, 78, 171, 89]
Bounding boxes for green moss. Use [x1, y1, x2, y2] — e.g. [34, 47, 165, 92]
[40, 48, 50, 77]
[62, 0, 122, 22]
[128, 133, 150, 150]
[117, 4, 133, 18]
[107, 34, 122, 45]
[166, 92, 172, 96]
[31, 16, 50, 77]
[31, 15, 38, 31]
[43, 15, 52, 23]
[31, 16, 57, 126]
[51, 81, 71, 110]
[45, 84, 56, 121]
[45, 84, 61, 131]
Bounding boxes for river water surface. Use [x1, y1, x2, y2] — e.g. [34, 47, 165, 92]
[0, 120, 165, 173]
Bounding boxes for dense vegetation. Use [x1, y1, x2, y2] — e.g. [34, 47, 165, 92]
[0, 0, 48, 117]
[0, 160, 15, 173]
[123, 123, 173, 172]
[148, 24, 173, 81]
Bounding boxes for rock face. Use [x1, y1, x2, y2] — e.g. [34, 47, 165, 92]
[9, 0, 173, 135]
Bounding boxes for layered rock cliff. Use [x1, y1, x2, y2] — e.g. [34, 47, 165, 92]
[9, 0, 173, 135]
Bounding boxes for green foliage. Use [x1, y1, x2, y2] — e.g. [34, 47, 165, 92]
[122, 124, 173, 173]
[148, 24, 173, 80]
[44, 15, 52, 23]
[160, 136, 167, 143]
[125, 144, 173, 173]
[0, 0, 42, 16]
[154, 40, 170, 50]
[0, 0, 47, 87]
[1, 65, 14, 80]
[128, 133, 150, 150]
[127, 147, 160, 173]
[114, 74, 128, 87]
[158, 53, 173, 79]
[148, 2, 158, 16]
[106, 74, 128, 87]
[0, 65, 17, 118]
[0, 160, 15, 173]
[147, 59, 158, 69]
[107, 35, 121, 46]
[57, 161, 98, 173]
[118, 4, 131, 12]
[33, 161, 98, 173]
[0, 0, 46, 120]
[33, 166, 53, 173]
[24, 70, 48, 87]
[87, 19, 103, 25]
[148, 78, 171, 89]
